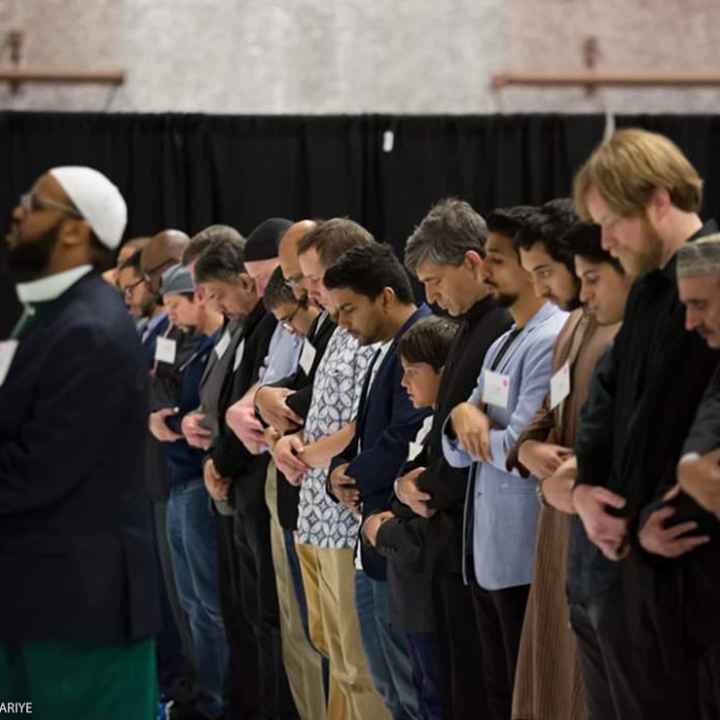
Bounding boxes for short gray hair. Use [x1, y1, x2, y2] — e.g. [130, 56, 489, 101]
[182, 224, 244, 267]
[404, 198, 488, 276]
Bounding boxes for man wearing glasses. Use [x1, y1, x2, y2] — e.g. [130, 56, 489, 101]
[0, 166, 161, 718]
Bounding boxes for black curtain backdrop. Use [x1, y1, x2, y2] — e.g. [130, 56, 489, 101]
[3, 111, 720, 336]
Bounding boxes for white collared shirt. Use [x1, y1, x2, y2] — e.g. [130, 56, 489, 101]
[16, 264, 92, 304]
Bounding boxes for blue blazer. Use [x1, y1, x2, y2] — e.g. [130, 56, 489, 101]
[330, 304, 432, 581]
[443, 302, 568, 590]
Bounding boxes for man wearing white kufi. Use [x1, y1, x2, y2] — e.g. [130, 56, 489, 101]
[0, 167, 161, 718]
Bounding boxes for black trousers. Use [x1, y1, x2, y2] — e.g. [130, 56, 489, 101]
[233, 482, 297, 720]
[433, 571, 489, 720]
[569, 582, 701, 720]
[699, 646, 720, 720]
[470, 582, 530, 720]
[215, 508, 262, 718]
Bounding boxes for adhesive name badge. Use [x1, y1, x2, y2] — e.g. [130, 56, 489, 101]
[233, 339, 246, 372]
[354, 539, 364, 570]
[0, 340, 19, 387]
[482, 369, 511, 409]
[550, 362, 571, 410]
[154, 337, 177, 364]
[299, 339, 317, 375]
[214, 330, 231, 360]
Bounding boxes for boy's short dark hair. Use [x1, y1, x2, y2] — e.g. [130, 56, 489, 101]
[398, 315, 459, 372]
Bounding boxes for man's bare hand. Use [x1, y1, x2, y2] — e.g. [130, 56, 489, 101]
[396, 467, 435, 518]
[639, 505, 710, 558]
[573, 484, 628, 561]
[541, 456, 577, 514]
[264, 426, 281, 451]
[149, 407, 183, 443]
[519, 440, 573, 480]
[451, 402, 492, 463]
[204, 458, 230, 502]
[362, 511, 394, 546]
[226, 401, 266, 449]
[181, 412, 213, 450]
[330, 462, 360, 512]
[273, 434, 310, 486]
[678, 449, 720, 519]
[255, 386, 303, 434]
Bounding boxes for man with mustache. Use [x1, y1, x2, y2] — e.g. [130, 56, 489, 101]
[443, 206, 568, 720]
[509, 210, 630, 720]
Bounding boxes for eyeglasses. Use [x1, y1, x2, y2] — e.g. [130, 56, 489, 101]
[119, 277, 145, 297]
[280, 305, 301, 333]
[20, 192, 82, 218]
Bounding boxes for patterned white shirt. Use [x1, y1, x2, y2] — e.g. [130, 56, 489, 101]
[296, 326, 377, 548]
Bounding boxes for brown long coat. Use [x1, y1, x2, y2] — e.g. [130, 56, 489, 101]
[508, 310, 619, 720]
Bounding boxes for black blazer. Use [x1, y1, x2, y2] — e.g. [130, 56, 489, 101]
[374, 439, 438, 632]
[330, 305, 432, 581]
[212, 299, 278, 511]
[265, 313, 337, 530]
[0, 272, 161, 644]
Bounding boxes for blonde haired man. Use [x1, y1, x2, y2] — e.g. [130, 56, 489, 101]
[569, 129, 719, 719]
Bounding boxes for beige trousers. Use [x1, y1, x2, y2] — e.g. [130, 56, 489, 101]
[265, 463, 327, 720]
[295, 542, 390, 720]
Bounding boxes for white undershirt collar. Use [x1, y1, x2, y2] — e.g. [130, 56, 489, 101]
[16, 265, 92, 304]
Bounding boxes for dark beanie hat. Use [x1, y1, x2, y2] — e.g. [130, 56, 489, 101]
[244, 218, 292, 262]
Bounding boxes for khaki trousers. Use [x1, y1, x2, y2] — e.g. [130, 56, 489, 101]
[296, 542, 390, 720]
[265, 463, 327, 720]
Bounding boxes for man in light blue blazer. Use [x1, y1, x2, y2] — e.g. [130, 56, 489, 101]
[442, 206, 568, 720]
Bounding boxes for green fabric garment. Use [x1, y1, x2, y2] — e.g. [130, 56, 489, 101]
[0, 638, 157, 720]
[9, 305, 36, 340]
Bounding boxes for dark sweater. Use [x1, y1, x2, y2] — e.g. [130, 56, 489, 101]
[416, 296, 512, 575]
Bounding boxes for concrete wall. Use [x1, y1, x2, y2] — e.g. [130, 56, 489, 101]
[0, 0, 718, 114]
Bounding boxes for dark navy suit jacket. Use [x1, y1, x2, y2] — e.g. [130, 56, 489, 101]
[0, 272, 161, 644]
[330, 305, 432, 581]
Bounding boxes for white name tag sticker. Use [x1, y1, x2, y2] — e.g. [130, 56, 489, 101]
[299, 340, 317, 375]
[154, 337, 177, 364]
[0, 340, 19, 387]
[233, 339, 246, 371]
[482, 369, 511, 409]
[215, 330, 231, 359]
[550, 362, 571, 409]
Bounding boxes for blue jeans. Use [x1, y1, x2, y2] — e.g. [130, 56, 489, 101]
[167, 479, 229, 719]
[354, 570, 422, 720]
[406, 632, 444, 720]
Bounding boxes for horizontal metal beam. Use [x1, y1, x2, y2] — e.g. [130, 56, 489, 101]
[0, 66, 125, 85]
[492, 72, 720, 90]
